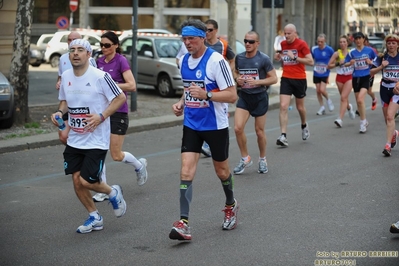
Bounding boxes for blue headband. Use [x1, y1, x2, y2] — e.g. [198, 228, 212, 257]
[181, 26, 206, 38]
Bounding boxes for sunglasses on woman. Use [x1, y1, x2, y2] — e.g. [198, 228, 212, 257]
[100, 43, 113, 48]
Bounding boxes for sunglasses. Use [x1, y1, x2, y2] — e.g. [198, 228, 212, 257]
[100, 43, 113, 48]
[244, 39, 256, 44]
[207, 28, 214, 32]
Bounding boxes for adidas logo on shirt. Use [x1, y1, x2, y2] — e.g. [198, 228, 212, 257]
[86, 83, 91, 87]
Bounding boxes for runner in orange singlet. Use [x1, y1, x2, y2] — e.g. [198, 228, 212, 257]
[274, 24, 314, 147]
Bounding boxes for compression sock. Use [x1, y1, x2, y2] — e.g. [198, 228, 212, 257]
[221, 173, 235, 205]
[179, 180, 192, 221]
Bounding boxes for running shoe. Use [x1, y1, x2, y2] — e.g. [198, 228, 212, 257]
[201, 142, 212, 157]
[169, 220, 192, 240]
[302, 123, 310, 140]
[76, 215, 103, 234]
[233, 156, 253, 175]
[390, 221, 399, 233]
[92, 193, 109, 202]
[348, 103, 355, 120]
[316, 106, 325, 115]
[327, 99, 334, 112]
[371, 98, 377, 110]
[136, 158, 148, 186]
[258, 159, 268, 174]
[359, 120, 369, 133]
[391, 130, 398, 149]
[222, 199, 239, 230]
[109, 185, 126, 217]
[334, 118, 343, 128]
[276, 135, 288, 147]
[383, 144, 391, 157]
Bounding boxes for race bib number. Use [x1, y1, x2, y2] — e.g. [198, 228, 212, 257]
[183, 80, 209, 108]
[68, 107, 90, 133]
[282, 49, 298, 66]
[354, 57, 369, 71]
[314, 63, 327, 74]
[382, 65, 399, 82]
[239, 68, 259, 89]
[338, 65, 354, 75]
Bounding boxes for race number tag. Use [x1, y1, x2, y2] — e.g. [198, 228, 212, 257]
[314, 63, 327, 74]
[383, 65, 399, 82]
[239, 68, 259, 89]
[183, 80, 209, 108]
[282, 49, 298, 66]
[68, 107, 90, 133]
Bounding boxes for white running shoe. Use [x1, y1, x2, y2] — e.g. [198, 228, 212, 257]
[76, 215, 103, 234]
[359, 120, 369, 133]
[302, 123, 310, 140]
[327, 99, 334, 112]
[316, 106, 325, 115]
[109, 185, 126, 217]
[334, 118, 342, 128]
[348, 103, 355, 120]
[136, 158, 148, 186]
[92, 193, 109, 202]
[276, 135, 288, 147]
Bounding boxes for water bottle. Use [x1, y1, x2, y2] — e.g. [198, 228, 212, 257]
[55, 115, 65, 131]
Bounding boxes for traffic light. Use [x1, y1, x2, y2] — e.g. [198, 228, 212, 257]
[368, 0, 373, 7]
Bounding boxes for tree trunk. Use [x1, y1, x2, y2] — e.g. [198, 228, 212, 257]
[225, 0, 237, 52]
[9, 0, 35, 125]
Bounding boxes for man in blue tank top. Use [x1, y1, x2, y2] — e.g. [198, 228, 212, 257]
[233, 31, 277, 175]
[170, 19, 238, 241]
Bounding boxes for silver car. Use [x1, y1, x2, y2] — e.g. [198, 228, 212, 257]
[0, 72, 15, 129]
[120, 35, 183, 97]
[45, 31, 101, 68]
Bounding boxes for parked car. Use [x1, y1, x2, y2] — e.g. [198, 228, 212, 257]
[118, 28, 173, 40]
[0, 72, 15, 129]
[119, 34, 183, 97]
[45, 31, 101, 68]
[29, 44, 45, 67]
[36, 33, 54, 50]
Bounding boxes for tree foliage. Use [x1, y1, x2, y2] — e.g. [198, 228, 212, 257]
[9, 0, 35, 125]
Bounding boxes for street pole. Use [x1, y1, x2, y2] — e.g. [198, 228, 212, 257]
[70, 12, 73, 31]
[270, 0, 275, 58]
[251, 0, 256, 30]
[130, 0, 138, 112]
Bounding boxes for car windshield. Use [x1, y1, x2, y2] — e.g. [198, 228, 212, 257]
[154, 39, 181, 58]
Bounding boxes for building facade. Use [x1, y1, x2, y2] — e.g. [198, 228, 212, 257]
[0, 0, 346, 76]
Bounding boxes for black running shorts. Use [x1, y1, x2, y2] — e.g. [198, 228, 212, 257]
[181, 126, 229, 162]
[63, 145, 107, 184]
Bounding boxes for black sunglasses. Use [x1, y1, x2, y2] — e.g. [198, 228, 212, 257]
[244, 39, 256, 44]
[206, 28, 214, 32]
[100, 43, 113, 48]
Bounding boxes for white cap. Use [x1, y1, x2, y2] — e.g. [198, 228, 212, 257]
[69, 39, 92, 53]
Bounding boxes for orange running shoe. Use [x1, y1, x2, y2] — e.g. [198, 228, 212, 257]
[371, 99, 377, 110]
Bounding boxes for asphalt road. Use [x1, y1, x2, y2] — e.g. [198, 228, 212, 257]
[1, 79, 399, 265]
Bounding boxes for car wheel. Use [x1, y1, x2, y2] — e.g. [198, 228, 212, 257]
[157, 74, 175, 97]
[0, 109, 14, 129]
[50, 54, 60, 68]
[30, 62, 41, 67]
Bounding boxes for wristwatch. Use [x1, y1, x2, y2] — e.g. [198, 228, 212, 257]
[206, 91, 213, 101]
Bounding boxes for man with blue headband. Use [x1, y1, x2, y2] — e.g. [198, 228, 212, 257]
[170, 19, 238, 241]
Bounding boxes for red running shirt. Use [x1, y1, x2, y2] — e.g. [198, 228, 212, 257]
[281, 38, 311, 79]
